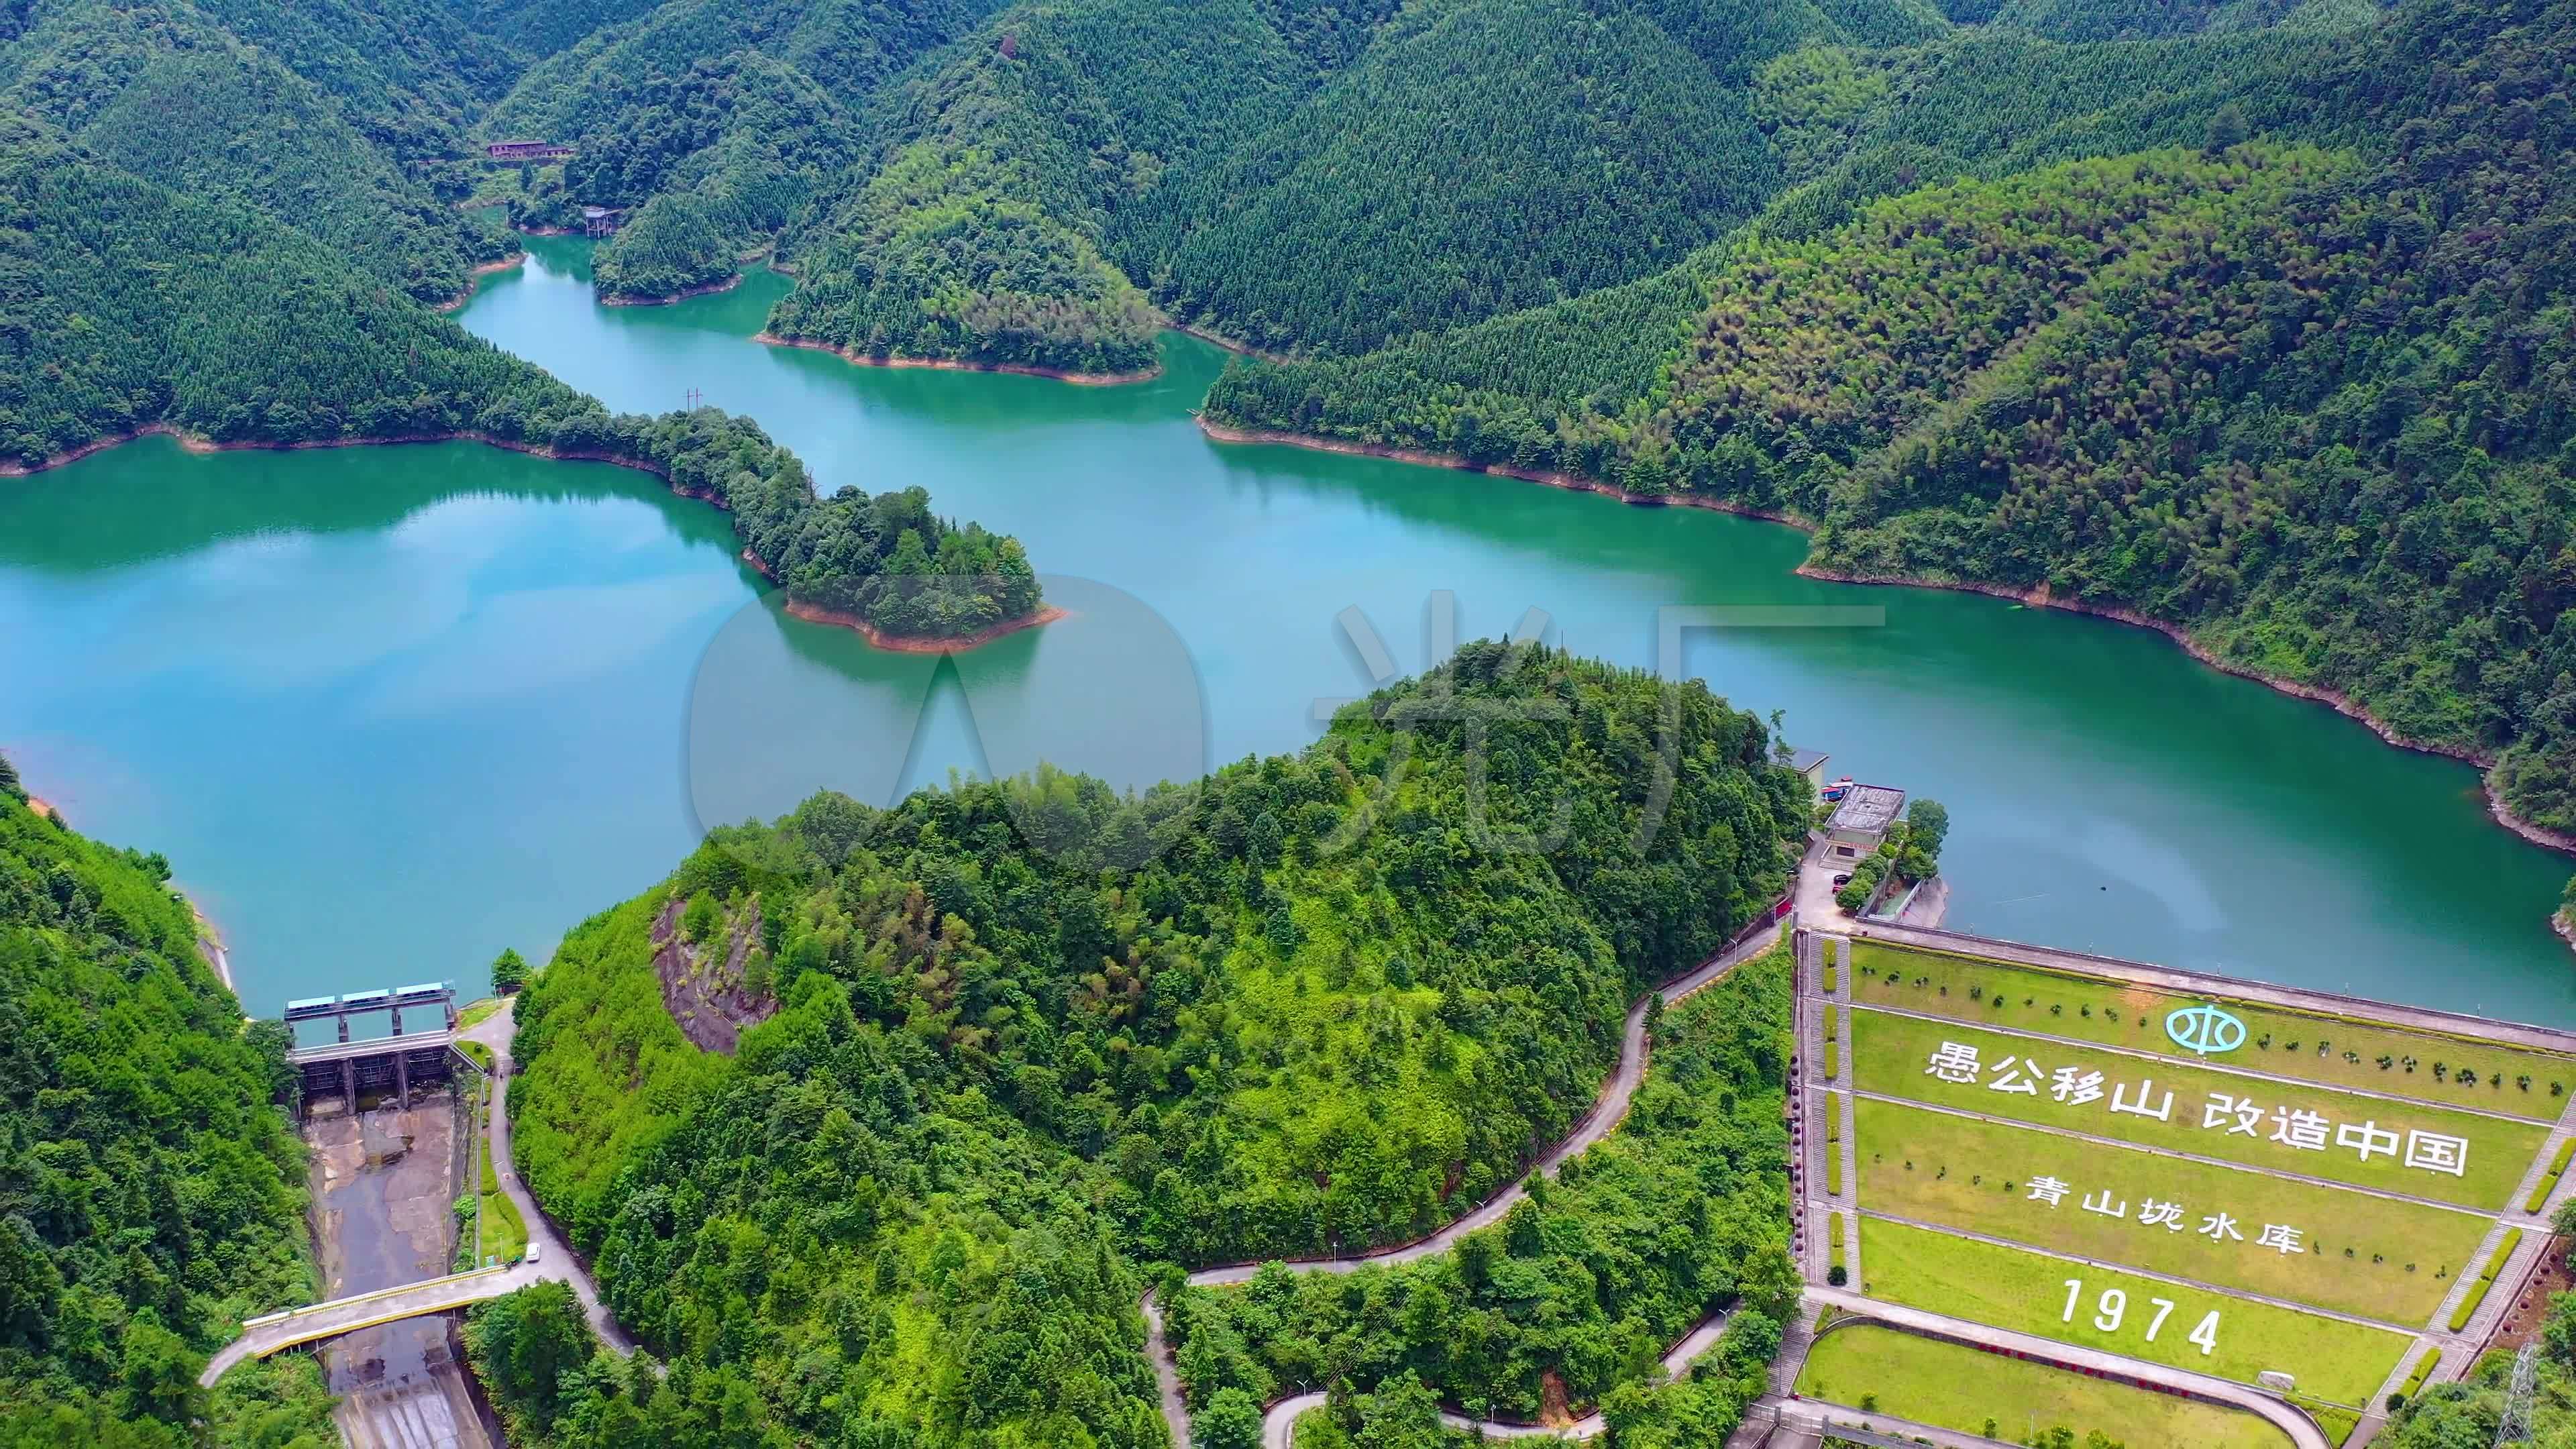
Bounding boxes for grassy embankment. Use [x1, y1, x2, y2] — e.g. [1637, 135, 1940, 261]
[1858, 1218, 2412, 1407]
[1797, 1324, 2296, 1449]
[1856, 1096, 2485, 1321]
[1849, 943, 2571, 1120]
[1853, 1009, 2547, 1209]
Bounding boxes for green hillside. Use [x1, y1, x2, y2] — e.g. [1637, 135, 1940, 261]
[1208, 0, 2576, 843]
[0, 0, 513, 302]
[475, 0, 1001, 295]
[498, 646, 1805, 1442]
[0, 763, 336, 1448]
[0, 119, 1040, 639]
[1171, 940, 1801, 1427]
[764, 0, 1309, 374]
[1123, 0, 1786, 357]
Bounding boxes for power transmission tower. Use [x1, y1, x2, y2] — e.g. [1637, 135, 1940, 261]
[685, 387, 703, 411]
[2494, 1342, 2538, 1447]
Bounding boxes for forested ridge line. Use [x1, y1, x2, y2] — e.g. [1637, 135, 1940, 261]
[0, 755, 339, 1448]
[0, 0, 520, 303]
[482, 645, 1809, 1446]
[1205, 0, 2576, 860]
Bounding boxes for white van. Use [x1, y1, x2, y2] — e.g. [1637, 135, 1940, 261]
[525, 1241, 541, 1264]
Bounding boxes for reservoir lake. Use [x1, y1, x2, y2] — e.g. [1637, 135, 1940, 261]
[4, 235, 2569, 1025]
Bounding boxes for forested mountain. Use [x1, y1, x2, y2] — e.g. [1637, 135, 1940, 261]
[775, 0, 1943, 367]
[0, 763, 336, 1448]
[476, 0, 1000, 295]
[497, 645, 1805, 1443]
[1118, 0, 1790, 357]
[1988, 0, 2369, 39]
[1209, 0, 2576, 843]
[447, 0, 667, 62]
[764, 0, 1309, 374]
[0, 0, 515, 302]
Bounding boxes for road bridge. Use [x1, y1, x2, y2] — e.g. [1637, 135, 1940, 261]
[198, 1265, 547, 1388]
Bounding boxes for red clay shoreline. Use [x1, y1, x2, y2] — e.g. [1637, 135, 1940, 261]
[784, 600, 1070, 652]
[433, 253, 528, 313]
[754, 331, 1161, 386]
[0, 427, 1049, 654]
[1196, 415, 2576, 869]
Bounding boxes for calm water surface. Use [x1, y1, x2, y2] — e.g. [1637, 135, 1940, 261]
[5, 235, 2570, 1023]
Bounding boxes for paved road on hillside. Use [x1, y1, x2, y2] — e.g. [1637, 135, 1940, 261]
[1250, 1312, 1739, 1447]
[201, 1001, 631, 1387]
[1188, 921, 1785, 1289]
[1147, 914, 1788, 1446]
[458, 1000, 634, 1354]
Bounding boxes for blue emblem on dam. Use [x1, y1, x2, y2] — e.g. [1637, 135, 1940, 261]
[2165, 1002, 2247, 1057]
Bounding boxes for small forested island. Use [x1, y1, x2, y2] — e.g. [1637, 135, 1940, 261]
[0, 755, 337, 1447]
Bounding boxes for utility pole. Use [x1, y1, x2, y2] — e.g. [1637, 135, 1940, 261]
[685, 387, 702, 411]
[2494, 1341, 2537, 1446]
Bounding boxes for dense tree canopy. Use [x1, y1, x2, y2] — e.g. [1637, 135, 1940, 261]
[498, 646, 1807, 1442]
[0, 768, 335, 1448]
[475, 0, 998, 294]
[0, 118, 1041, 639]
[0, 0, 514, 303]
[19, 0, 2576, 1434]
[1207, 0, 2576, 842]
[1170, 938, 1800, 1426]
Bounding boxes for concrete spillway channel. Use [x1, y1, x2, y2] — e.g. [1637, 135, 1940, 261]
[300, 1083, 506, 1449]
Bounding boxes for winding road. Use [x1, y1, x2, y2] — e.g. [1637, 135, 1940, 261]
[455, 998, 635, 1354]
[209, 867, 2351, 1448]
[1147, 867, 2345, 1449]
[1143, 914, 1789, 1447]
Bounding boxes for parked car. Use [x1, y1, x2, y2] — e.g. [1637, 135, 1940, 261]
[1831, 873, 1852, 888]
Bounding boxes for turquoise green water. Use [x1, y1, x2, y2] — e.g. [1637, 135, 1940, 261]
[4, 233, 2570, 1023]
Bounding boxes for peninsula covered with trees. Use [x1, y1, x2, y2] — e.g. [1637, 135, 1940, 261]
[0, 105, 1043, 645]
[485, 645, 1809, 1445]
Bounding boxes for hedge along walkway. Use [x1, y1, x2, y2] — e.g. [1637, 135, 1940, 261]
[1857, 1218, 2412, 1408]
[1851, 1008, 2547, 1209]
[1853, 1096, 2487, 1322]
[1795, 1323, 2296, 1449]
[1847, 942, 2573, 1122]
